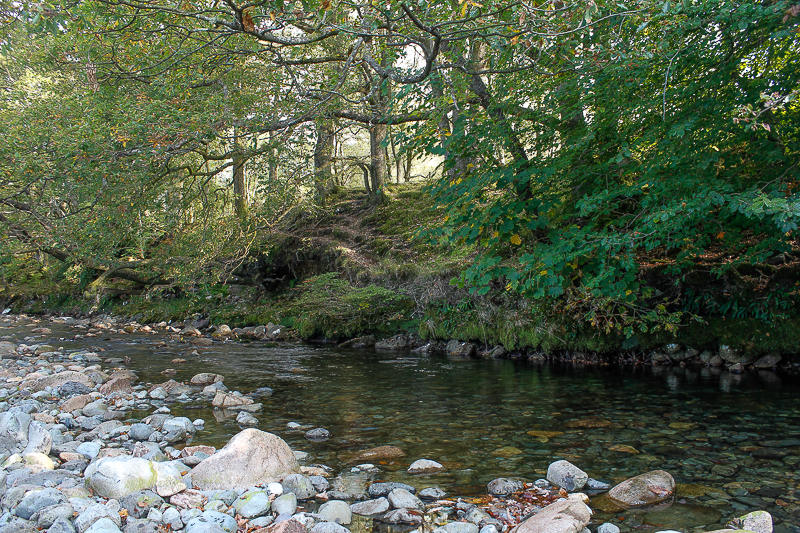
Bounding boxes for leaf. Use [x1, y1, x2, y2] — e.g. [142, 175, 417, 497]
[510, 234, 522, 245]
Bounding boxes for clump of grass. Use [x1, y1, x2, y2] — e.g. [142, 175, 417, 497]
[275, 272, 415, 339]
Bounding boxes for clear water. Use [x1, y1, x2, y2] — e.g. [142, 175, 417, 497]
[2, 317, 799, 532]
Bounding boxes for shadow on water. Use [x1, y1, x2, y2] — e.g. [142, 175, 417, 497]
[2, 319, 800, 532]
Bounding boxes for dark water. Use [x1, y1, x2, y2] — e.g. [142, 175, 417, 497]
[2, 317, 800, 532]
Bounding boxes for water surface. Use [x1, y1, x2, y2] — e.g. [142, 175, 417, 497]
[2, 318, 799, 532]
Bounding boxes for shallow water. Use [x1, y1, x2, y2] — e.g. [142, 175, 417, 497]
[2, 317, 800, 532]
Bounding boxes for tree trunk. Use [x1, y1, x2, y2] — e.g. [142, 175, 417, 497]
[232, 151, 247, 217]
[268, 132, 278, 183]
[430, 63, 469, 178]
[313, 120, 335, 203]
[369, 122, 388, 198]
[232, 127, 247, 217]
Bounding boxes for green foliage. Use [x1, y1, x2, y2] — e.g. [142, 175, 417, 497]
[420, 0, 800, 335]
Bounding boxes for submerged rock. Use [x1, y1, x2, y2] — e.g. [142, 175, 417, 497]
[607, 470, 675, 507]
[435, 523, 480, 533]
[191, 429, 299, 490]
[305, 428, 331, 441]
[349, 445, 405, 463]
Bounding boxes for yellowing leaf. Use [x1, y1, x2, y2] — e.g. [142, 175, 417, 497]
[510, 234, 522, 245]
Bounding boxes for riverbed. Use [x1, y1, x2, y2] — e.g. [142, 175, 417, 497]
[1, 315, 798, 532]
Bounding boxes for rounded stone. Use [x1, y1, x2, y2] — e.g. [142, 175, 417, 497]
[546, 460, 588, 491]
[318, 500, 352, 525]
[282, 473, 316, 500]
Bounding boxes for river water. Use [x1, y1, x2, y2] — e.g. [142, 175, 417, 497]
[2, 317, 799, 532]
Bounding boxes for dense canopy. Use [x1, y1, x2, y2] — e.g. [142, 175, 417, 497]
[1, 0, 799, 346]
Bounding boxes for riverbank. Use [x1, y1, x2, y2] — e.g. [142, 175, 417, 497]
[3, 186, 800, 362]
[0, 314, 786, 533]
[3, 305, 798, 377]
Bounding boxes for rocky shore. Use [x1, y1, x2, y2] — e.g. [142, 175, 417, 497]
[0, 313, 785, 533]
[10, 308, 794, 376]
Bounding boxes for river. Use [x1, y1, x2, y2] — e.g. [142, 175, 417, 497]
[2, 315, 798, 532]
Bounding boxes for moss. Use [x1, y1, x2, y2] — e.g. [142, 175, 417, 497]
[275, 273, 415, 339]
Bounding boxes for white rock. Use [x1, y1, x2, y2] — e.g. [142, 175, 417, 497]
[84, 456, 158, 499]
[190, 429, 299, 490]
[407, 459, 443, 474]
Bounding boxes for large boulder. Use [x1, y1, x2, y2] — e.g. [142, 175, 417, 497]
[85, 456, 158, 499]
[513, 493, 592, 533]
[191, 429, 299, 490]
[607, 470, 675, 507]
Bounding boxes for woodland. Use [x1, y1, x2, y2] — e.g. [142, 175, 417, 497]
[1, 0, 799, 352]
